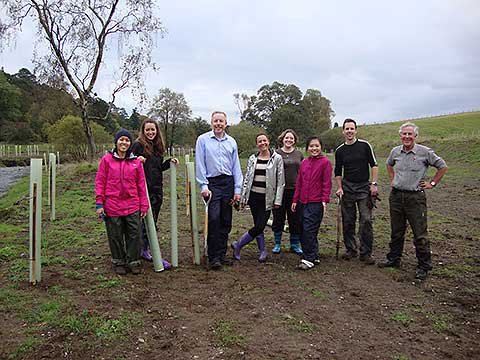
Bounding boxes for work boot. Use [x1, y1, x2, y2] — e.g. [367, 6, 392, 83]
[141, 238, 153, 262]
[415, 268, 428, 280]
[341, 251, 357, 260]
[231, 232, 254, 261]
[359, 255, 376, 265]
[272, 231, 282, 254]
[256, 234, 267, 262]
[378, 259, 401, 268]
[130, 265, 143, 275]
[113, 264, 127, 275]
[289, 234, 303, 255]
[220, 256, 234, 266]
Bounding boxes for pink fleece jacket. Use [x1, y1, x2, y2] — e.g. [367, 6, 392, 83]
[95, 152, 149, 217]
[293, 155, 332, 204]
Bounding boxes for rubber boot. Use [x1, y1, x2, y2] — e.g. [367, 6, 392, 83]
[289, 234, 303, 255]
[141, 237, 153, 262]
[257, 234, 267, 262]
[272, 231, 282, 254]
[231, 232, 254, 261]
[162, 259, 172, 270]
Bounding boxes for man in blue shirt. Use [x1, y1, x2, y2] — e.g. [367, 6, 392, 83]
[196, 111, 243, 270]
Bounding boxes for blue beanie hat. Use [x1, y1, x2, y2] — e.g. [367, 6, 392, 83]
[114, 129, 133, 145]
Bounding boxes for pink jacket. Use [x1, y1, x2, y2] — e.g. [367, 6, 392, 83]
[293, 155, 332, 204]
[95, 152, 149, 217]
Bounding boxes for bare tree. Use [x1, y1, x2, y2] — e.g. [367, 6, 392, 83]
[0, 0, 165, 157]
[149, 88, 192, 155]
[233, 92, 250, 121]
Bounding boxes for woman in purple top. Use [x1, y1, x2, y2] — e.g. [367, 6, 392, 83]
[272, 129, 304, 255]
[292, 136, 332, 270]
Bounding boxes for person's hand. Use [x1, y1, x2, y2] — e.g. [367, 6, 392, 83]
[96, 207, 105, 221]
[273, 204, 280, 209]
[419, 180, 434, 190]
[322, 202, 327, 216]
[370, 184, 378, 196]
[137, 155, 146, 163]
[201, 189, 210, 198]
[233, 194, 241, 202]
[140, 211, 147, 219]
[335, 188, 344, 198]
[170, 158, 179, 165]
[291, 203, 297, 212]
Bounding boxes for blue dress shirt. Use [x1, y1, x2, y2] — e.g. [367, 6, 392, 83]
[195, 131, 243, 194]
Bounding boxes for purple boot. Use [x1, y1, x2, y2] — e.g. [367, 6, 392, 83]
[141, 238, 153, 262]
[256, 234, 267, 262]
[231, 232, 253, 261]
[162, 259, 172, 270]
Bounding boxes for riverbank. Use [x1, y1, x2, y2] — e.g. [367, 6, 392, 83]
[0, 166, 30, 198]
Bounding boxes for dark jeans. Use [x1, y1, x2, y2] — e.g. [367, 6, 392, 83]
[298, 202, 324, 262]
[247, 192, 271, 238]
[387, 189, 431, 270]
[272, 188, 301, 235]
[342, 192, 373, 256]
[207, 175, 234, 263]
[141, 192, 163, 246]
[105, 211, 142, 268]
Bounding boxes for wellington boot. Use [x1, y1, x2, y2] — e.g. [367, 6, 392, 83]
[272, 231, 282, 254]
[231, 232, 253, 261]
[256, 234, 267, 262]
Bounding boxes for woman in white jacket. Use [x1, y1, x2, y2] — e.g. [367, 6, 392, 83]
[231, 133, 285, 262]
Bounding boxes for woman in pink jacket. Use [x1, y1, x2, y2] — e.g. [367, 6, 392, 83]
[95, 129, 149, 275]
[292, 136, 332, 270]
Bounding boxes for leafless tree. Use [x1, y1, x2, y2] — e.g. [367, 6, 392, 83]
[0, 0, 165, 157]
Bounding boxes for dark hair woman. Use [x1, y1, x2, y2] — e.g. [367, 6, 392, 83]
[131, 119, 178, 268]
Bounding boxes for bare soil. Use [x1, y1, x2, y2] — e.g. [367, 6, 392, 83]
[1, 166, 479, 360]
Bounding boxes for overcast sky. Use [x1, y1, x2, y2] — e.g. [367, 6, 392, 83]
[1, 0, 479, 125]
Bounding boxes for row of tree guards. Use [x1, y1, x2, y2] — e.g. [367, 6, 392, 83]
[29, 154, 57, 285]
[0, 144, 59, 158]
[29, 153, 203, 283]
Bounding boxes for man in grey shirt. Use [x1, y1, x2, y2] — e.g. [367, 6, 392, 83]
[378, 122, 447, 280]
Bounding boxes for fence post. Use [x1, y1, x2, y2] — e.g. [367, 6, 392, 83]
[49, 153, 56, 220]
[187, 162, 200, 265]
[144, 181, 165, 272]
[29, 158, 43, 284]
[170, 163, 178, 267]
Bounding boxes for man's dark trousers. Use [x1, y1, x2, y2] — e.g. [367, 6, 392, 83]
[207, 175, 234, 264]
[342, 191, 373, 257]
[387, 188, 432, 271]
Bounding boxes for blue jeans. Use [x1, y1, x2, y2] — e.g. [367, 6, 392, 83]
[298, 202, 324, 262]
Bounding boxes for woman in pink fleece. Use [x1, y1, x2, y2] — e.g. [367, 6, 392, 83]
[292, 136, 332, 270]
[95, 129, 149, 275]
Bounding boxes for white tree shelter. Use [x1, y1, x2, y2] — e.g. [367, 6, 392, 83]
[0, 0, 165, 157]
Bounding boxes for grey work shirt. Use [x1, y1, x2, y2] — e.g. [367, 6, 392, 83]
[386, 144, 447, 191]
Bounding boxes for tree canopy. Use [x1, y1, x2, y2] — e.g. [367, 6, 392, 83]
[241, 81, 334, 144]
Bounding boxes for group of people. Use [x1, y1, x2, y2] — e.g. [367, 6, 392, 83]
[95, 110, 447, 280]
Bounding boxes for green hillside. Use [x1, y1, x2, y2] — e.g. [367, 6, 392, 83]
[324, 111, 480, 165]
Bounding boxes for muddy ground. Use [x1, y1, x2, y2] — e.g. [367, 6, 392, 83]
[1, 162, 479, 360]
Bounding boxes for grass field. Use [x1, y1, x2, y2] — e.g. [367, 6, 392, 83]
[325, 111, 480, 165]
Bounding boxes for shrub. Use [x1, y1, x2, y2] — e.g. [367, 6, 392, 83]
[46, 115, 111, 160]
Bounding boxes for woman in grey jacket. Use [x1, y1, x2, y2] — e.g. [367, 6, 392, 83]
[231, 133, 285, 262]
